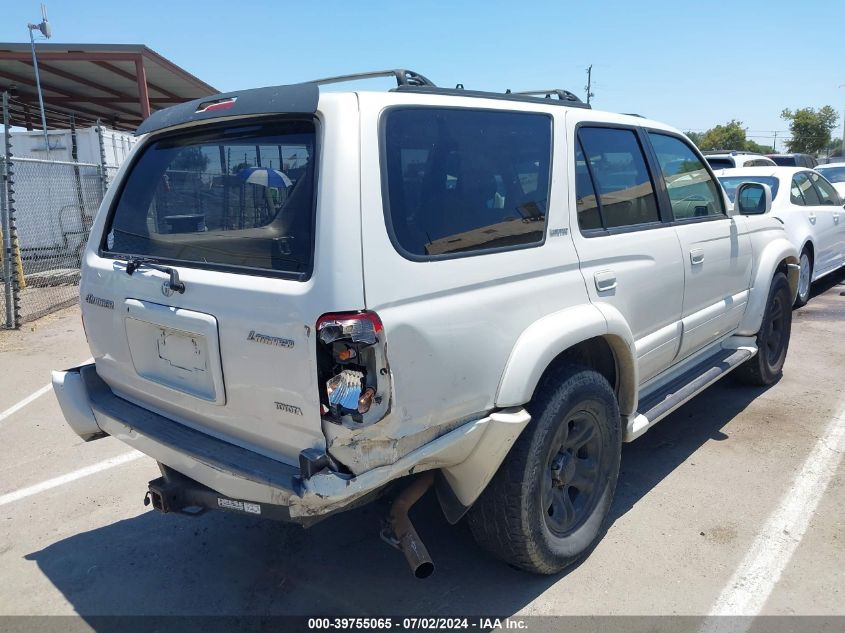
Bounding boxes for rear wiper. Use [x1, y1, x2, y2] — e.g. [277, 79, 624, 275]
[124, 257, 186, 294]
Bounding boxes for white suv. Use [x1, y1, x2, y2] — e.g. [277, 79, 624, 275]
[704, 151, 776, 169]
[52, 70, 799, 577]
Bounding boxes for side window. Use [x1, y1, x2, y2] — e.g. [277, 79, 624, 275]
[810, 172, 841, 205]
[577, 127, 660, 229]
[383, 108, 552, 258]
[574, 141, 602, 230]
[648, 132, 724, 220]
[792, 172, 820, 206]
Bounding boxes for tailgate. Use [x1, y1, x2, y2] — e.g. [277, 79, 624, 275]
[80, 94, 363, 464]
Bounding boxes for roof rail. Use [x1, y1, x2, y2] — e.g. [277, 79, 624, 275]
[312, 69, 435, 88]
[702, 150, 758, 156]
[510, 89, 584, 104]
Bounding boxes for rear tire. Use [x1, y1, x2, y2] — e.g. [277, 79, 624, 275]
[734, 272, 792, 386]
[794, 248, 812, 308]
[467, 365, 621, 574]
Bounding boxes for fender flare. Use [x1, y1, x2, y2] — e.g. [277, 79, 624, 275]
[737, 237, 799, 336]
[494, 303, 638, 416]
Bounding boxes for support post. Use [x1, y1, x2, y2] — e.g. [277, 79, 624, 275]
[135, 56, 151, 119]
[69, 115, 88, 252]
[95, 119, 109, 198]
[1, 92, 21, 328]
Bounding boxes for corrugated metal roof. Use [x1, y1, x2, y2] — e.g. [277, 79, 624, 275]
[0, 43, 218, 131]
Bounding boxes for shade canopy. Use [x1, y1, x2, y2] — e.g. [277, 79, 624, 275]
[0, 43, 218, 131]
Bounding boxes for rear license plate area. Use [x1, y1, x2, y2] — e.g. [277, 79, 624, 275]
[124, 299, 225, 404]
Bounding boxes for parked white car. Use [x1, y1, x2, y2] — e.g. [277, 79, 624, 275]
[52, 70, 799, 577]
[814, 162, 845, 199]
[717, 166, 845, 306]
[704, 151, 776, 170]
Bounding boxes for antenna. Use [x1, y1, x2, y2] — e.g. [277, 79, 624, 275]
[585, 65, 594, 106]
[28, 4, 52, 39]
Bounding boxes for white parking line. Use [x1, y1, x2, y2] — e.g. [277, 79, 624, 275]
[0, 451, 144, 507]
[0, 383, 53, 424]
[0, 357, 94, 426]
[701, 400, 845, 631]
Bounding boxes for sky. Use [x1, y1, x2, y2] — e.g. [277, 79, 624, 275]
[2, 0, 845, 147]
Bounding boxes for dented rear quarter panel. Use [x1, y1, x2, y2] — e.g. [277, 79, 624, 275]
[333, 92, 590, 474]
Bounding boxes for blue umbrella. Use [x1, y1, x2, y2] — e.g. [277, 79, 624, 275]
[237, 167, 293, 188]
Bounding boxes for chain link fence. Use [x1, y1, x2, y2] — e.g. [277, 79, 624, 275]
[1, 91, 131, 328]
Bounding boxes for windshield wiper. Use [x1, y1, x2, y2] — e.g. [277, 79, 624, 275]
[124, 257, 186, 294]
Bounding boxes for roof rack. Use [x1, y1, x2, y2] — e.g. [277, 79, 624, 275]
[701, 150, 759, 156]
[312, 69, 435, 88]
[394, 85, 591, 109]
[510, 89, 584, 104]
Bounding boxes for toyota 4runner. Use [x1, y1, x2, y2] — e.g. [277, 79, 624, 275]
[52, 69, 799, 577]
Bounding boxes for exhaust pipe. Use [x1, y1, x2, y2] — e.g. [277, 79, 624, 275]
[381, 471, 435, 579]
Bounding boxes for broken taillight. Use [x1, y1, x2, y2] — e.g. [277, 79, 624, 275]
[316, 311, 390, 425]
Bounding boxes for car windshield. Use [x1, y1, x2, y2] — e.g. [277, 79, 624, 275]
[815, 166, 845, 183]
[717, 176, 780, 202]
[706, 158, 734, 170]
[104, 119, 316, 278]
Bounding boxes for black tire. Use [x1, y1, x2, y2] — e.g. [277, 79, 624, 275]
[467, 365, 621, 574]
[793, 248, 812, 308]
[734, 272, 792, 386]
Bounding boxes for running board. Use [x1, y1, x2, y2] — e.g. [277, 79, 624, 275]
[624, 347, 756, 442]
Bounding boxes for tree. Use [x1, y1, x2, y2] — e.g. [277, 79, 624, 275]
[698, 120, 747, 151]
[171, 146, 209, 172]
[781, 106, 838, 155]
[745, 139, 774, 154]
[685, 131, 703, 146]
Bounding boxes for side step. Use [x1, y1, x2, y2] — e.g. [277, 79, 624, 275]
[625, 347, 755, 441]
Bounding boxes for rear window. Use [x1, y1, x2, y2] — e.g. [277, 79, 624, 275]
[705, 157, 735, 170]
[104, 120, 316, 278]
[717, 176, 780, 202]
[382, 108, 552, 258]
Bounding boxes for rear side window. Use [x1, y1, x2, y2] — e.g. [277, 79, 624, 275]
[648, 132, 724, 219]
[810, 172, 841, 205]
[104, 120, 316, 277]
[382, 108, 552, 258]
[576, 126, 660, 230]
[791, 172, 820, 205]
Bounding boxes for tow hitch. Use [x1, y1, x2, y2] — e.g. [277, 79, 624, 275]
[142, 465, 293, 521]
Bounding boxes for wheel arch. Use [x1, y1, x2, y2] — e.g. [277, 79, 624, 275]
[495, 303, 638, 416]
[737, 237, 799, 335]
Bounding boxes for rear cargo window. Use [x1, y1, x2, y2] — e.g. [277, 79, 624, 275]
[104, 120, 316, 278]
[382, 108, 552, 258]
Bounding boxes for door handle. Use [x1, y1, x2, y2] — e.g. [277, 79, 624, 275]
[594, 270, 617, 292]
[809, 212, 817, 224]
[690, 248, 705, 265]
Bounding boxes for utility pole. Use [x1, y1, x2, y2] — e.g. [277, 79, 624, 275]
[773, 131, 777, 153]
[839, 86, 845, 157]
[585, 65, 594, 106]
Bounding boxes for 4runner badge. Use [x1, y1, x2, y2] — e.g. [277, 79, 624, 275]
[549, 228, 569, 237]
[84, 293, 114, 310]
[248, 330, 295, 349]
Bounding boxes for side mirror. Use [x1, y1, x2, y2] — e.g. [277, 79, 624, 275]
[735, 182, 772, 215]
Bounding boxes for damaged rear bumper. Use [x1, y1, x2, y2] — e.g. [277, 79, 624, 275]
[52, 364, 530, 524]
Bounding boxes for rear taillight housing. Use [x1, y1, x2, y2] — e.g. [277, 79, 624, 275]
[316, 311, 391, 425]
